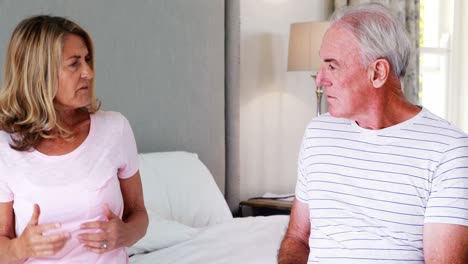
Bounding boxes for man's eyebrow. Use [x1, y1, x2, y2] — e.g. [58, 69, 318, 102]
[324, 58, 339, 64]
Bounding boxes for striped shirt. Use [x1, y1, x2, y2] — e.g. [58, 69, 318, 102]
[295, 108, 468, 263]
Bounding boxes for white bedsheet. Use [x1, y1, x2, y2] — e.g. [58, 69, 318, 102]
[130, 215, 289, 264]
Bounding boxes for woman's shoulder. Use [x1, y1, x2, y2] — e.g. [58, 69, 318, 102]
[92, 110, 130, 125]
[93, 110, 126, 120]
[0, 131, 16, 159]
[92, 110, 130, 132]
[0, 131, 12, 145]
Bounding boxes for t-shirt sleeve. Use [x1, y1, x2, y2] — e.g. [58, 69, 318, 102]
[425, 137, 468, 226]
[295, 133, 309, 203]
[117, 116, 139, 179]
[0, 172, 13, 202]
[0, 135, 13, 202]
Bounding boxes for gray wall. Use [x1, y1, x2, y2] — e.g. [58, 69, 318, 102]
[0, 0, 226, 192]
[225, 0, 240, 211]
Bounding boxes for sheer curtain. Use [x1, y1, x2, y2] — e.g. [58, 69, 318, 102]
[334, 0, 420, 104]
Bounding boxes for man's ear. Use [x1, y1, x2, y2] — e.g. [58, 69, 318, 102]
[368, 59, 390, 88]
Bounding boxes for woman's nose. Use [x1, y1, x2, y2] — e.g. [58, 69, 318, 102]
[81, 63, 94, 80]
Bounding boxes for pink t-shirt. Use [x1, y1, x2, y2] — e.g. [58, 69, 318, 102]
[0, 111, 139, 263]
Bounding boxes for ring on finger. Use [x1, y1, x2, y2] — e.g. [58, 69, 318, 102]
[101, 240, 108, 250]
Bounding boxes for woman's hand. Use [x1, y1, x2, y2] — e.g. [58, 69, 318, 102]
[78, 204, 129, 253]
[79, 173, 149, 253]
[14, 204, 70, 260]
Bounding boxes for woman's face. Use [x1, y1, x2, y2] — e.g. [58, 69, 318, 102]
[55, 34, 94, 111]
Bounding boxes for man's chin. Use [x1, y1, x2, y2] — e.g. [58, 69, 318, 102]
[327, 108, 338, 117]
[328, 108, 345, 119]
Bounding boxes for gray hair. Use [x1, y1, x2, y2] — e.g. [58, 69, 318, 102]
[330, 3, 412, 78]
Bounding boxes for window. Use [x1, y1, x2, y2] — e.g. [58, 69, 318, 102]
[419, 0, 458, 123]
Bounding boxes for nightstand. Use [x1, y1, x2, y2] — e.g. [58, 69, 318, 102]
[238, 198, 293, 217]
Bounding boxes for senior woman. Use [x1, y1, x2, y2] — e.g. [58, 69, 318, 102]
[0, 15, 148, 263]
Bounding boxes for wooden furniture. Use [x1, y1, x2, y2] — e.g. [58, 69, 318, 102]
[239, 198, 293, 217]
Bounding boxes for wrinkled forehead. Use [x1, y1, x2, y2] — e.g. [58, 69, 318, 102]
[319, 23, 362, 62]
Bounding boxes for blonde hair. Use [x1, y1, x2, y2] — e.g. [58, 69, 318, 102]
[0, 15, 100, 151]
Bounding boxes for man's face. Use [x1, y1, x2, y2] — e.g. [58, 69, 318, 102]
[316, 24, 373, 119]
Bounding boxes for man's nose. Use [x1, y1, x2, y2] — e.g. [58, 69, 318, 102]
[315, 66, 330, 87]
[316, 67, 324, 87]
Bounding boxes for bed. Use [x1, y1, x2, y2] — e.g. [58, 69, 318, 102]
[128, 151, 289, 264]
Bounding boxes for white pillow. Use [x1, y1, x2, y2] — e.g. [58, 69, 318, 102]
[138, 151, 232, 228]
[127, 210, 198, 256]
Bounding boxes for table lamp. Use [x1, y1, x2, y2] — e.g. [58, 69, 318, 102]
[287, 21, 329, 116]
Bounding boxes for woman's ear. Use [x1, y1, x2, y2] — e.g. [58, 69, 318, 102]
[368, 59, 390, 88]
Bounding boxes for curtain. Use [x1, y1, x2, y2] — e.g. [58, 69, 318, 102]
[334, 0, 420, 104]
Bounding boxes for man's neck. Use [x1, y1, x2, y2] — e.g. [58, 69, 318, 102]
[354, 85, 421, 130]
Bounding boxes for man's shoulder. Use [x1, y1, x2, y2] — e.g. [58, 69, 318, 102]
[409, 108, 468, 154]
[417, 108, 467, 137]
[305, 113, 354, 130]
[308, 113, 352, 124]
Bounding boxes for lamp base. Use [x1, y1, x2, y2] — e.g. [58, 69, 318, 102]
[316, 86, 323, 116]
[311, 75, 324, 116]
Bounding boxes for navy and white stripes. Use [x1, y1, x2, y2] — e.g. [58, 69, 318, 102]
[295, 108, 468, 263]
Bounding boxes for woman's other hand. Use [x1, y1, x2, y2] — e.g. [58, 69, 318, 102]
[14, 204, 70, 259]
[78, 203, 129, 253]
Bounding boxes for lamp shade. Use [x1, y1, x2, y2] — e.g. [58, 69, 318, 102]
[287, 21, 329, 73]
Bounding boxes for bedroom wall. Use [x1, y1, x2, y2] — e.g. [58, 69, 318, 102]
[239, 0, 333, 202]
[0, 0, 226, 191]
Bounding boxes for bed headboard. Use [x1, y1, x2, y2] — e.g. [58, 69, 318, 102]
[0, 0, 226, 192]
